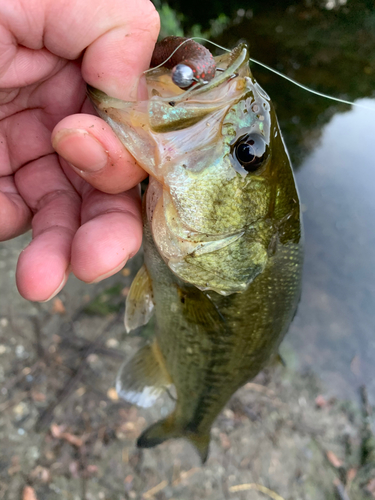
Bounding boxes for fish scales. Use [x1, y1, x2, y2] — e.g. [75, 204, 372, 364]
[88, 38, 303, 461]
[144, 214, 302, 440]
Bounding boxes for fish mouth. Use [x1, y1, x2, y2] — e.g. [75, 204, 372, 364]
[87, 43, 253, 185]
[87, 43, 248, 104]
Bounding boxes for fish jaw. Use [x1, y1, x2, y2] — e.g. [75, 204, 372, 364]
[87, 45, 251, 183]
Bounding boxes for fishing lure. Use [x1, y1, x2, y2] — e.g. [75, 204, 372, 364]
[150, 36, 216, 88]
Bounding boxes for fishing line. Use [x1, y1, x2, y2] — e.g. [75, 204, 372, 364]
[249, 58, 375, 111]
[147, 37, 374, 111]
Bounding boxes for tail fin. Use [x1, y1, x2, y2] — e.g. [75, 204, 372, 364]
[137, 416, 210, 463]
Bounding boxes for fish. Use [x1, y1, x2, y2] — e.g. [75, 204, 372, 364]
[88, 39, 303, 462]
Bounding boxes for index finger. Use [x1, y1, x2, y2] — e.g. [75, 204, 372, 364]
[47, 0, 160, 100]
[82, 0, 160, 100]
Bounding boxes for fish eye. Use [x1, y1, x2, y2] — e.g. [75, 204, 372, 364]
[234, 134, 268, 172]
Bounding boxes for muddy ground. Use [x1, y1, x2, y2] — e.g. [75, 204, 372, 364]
[1, 233, 374, 500]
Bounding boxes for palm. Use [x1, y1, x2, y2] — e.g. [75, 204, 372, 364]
[1, 58, 85, 239]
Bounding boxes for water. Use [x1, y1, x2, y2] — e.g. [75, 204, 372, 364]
[287, 98, 375, 401]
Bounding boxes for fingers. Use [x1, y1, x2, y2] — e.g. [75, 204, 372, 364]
[14, 153, 143, 301]
[14, 154, 81, 301]
[0, 177, 32, 241]
[59, 0, 160, 100]
[70, 184, 142, 283]
[52, 114, 147, 194]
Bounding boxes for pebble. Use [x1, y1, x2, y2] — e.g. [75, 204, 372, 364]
[106, 338, 119, 348]
[13, 402, 28, 418]
[16, 345, 28, 358]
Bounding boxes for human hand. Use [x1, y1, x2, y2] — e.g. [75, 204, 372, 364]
[0, 0, 159, 301]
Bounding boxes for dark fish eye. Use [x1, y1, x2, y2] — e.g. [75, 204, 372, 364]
[234, 134, 268, 172]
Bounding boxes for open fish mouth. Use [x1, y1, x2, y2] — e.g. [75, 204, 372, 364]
[87, 43, 255, 179]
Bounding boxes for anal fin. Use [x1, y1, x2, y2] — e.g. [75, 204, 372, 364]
[116, 340, 172, 408]
[125, 264, 154, 333]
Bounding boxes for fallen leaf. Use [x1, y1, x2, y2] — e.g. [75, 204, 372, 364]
[346, 467, 357, 485]
[62, 433, 84, 447]
[326, 450, 343, 468]
[219, 432, 231, 449]
[172, 468, 200, 486]
[50, 424, 65, 438]
[52, 298, 66, 314]
[69, 461, 79, 478]
[50, 424, 85, 447]
[86, 465, 99, 475]
[22, 486, 37, 500]
[315, 395, 328, 408]
[229, 483, 285, 500]
[31, 391, 46, 402]
[8, 456, 20, 476]
[75, 387, 86, 397]
[30, 466, 50, 483]
[143, 480, 168, 499]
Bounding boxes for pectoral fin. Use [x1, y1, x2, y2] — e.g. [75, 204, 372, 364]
[137, 415, 210, 463]
[116, 340, 172, 408]
[124, 264, 154, 333]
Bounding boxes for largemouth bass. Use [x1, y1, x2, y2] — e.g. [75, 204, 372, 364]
[88, 40, 303, 462]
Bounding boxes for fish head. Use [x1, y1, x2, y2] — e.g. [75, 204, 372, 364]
[88, 43, 300, 295]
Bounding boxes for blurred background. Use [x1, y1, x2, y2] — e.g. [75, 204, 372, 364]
[1, 1, 375, 498]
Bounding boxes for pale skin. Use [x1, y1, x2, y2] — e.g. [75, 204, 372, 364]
[0, 0, 160, 301]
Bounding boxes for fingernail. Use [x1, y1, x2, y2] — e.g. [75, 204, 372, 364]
[40, 270, 69, 302]
[88, 259, 127, 284]
[53, 129, 108, 172]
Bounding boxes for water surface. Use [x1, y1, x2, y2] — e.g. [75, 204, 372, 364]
[286, 99, 375, 401]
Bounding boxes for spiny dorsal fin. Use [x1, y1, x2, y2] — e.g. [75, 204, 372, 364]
[125, 264, 154, 333]
[116, 340, 172, 408]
